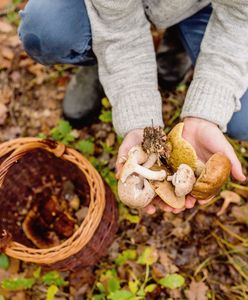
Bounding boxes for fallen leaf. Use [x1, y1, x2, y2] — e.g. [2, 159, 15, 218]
[0, 0, 11, 10]
[0, 21, 13, 33]
[185, 280, 208, 300]
[0, 103, 8, 125]
[159, 251, 178, 273]
[231, 203, 248, 224]
[2, 46, 14, 60]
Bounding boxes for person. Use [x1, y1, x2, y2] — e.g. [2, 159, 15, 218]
[18, 0, 247, 214]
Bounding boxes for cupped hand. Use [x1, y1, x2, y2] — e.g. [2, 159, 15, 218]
[182, 117, 246, 182]
[115, 128, 196, 214]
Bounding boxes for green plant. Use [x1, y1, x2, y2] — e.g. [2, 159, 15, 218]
[76, 138, 95, 156]
[50, 120, 75, 145]
[0, 254, 9, 270]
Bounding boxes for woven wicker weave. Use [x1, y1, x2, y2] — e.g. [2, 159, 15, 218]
[0, 138, 118, 271]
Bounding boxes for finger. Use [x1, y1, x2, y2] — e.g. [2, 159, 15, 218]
[153, 198, 173, 212]
[224, 146, 246, 182]
[198, 196, 214, 205]
[142, 204, 156, 215]
[172, 207, 185, 214]
[185, 195, 197, 209]
[115, 155, 127, 179]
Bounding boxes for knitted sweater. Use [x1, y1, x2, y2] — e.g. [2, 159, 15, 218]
[85, 0, 248, 137]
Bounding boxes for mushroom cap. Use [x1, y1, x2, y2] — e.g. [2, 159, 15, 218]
[118, 175, 155, 208]
[168, 164, 196, 197]
[191, 152, 231, 200]
[166, 123, 198, 172]
[150, 180, 185, 209]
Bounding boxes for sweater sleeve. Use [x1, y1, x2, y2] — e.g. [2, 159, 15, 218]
[181, 0, 248, 131]
[84, 0, 164, 137]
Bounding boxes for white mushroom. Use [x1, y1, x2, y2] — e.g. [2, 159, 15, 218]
[120, 146, 166, 183]
[167, 164, 196, 197]
[142, 153, 158, 169]
[118, 175, 155, 208]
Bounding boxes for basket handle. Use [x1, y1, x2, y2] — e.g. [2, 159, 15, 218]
[0, 139, 65, 188]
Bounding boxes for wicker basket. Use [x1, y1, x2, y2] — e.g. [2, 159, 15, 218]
[0, 138, 118, 271]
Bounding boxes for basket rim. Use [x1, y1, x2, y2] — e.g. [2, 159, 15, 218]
[0, 137, 106, 264]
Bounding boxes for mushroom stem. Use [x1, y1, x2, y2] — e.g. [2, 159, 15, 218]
[142, 153, 157, 169]
[133, 164, 166, 181]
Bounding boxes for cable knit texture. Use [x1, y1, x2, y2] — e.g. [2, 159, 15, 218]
[85, 0, 248, 136]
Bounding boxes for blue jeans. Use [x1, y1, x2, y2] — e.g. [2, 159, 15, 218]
[19, 1, 248, 140]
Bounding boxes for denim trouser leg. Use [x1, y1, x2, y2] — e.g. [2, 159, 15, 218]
[18, 0, 95, 65]
[178, 5, 248, 141]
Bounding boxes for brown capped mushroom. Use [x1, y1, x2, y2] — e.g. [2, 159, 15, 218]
[166, 122, 198, 172]
[150, 180, 185, 209]
[118, 175, 156, 208]
[191, 152, 231, 200]
[120, 145, 166, 183]
[167, 164, 196, 197]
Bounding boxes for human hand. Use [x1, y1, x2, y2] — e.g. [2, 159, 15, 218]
[182, 117, 246, 205]
[115, 128, 196, 214]
[141, 117, 246, 214]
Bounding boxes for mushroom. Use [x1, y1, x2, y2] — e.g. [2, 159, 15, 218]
[167, 164, 196, 197]
[166, 122, 198, 172]
[118, 175, 156, 208]
[150, 180, 185, 209]
[217, 190, 241, 216]
[120, 145, 166, 183]
[191, 152, 231, 200]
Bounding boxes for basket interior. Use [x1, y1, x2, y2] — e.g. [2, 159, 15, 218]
[0, 149, 91, 247]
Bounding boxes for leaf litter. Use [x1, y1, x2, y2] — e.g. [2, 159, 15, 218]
[0, 2, 247, 300]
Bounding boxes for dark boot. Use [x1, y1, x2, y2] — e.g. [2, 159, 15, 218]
[62, 65, 104, 128]
[157, 26, 192, 90]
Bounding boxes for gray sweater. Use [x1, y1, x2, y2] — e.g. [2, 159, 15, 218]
[85, 0, 248, 137]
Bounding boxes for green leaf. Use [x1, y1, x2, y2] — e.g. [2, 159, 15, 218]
[0, 254, 9, 270]
[159, 274, 185, 289]
[96, 282, 106, 294]
[76, 139, 95, 155]
[1, 278, 35, 290]
[128, 280, 139, 294]
[101, 97, 111, 109]
[137, 247, 158, 266]
[46, 285, 58, 300]
[119, 205, 140, 224]
[0, 295, 5, 300]
[42, 271, 68, 287]
[108, 290, 133, 300]
[37, 133, 47, 139]
[33, 267, 41, 279]
[144, 284, 157, 293]
[108, 277, 120, 293]
[115, 250, 137, 266]
[50, 120, 75, 144]
[93, 295, 105, 300]
[99, 110, 112, 123]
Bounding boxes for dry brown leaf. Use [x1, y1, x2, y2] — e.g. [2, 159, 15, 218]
[0, 102, 8, 125]
[1, 46, 14, 60]
[0, 20, 13, 33]
[159, 250, 178, 273]
[0, 0, 11, 10]
[185, 280, 208, 300]
[231, 203, 248, 224]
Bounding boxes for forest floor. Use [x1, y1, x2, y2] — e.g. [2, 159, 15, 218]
[0, 1, 248, 300]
